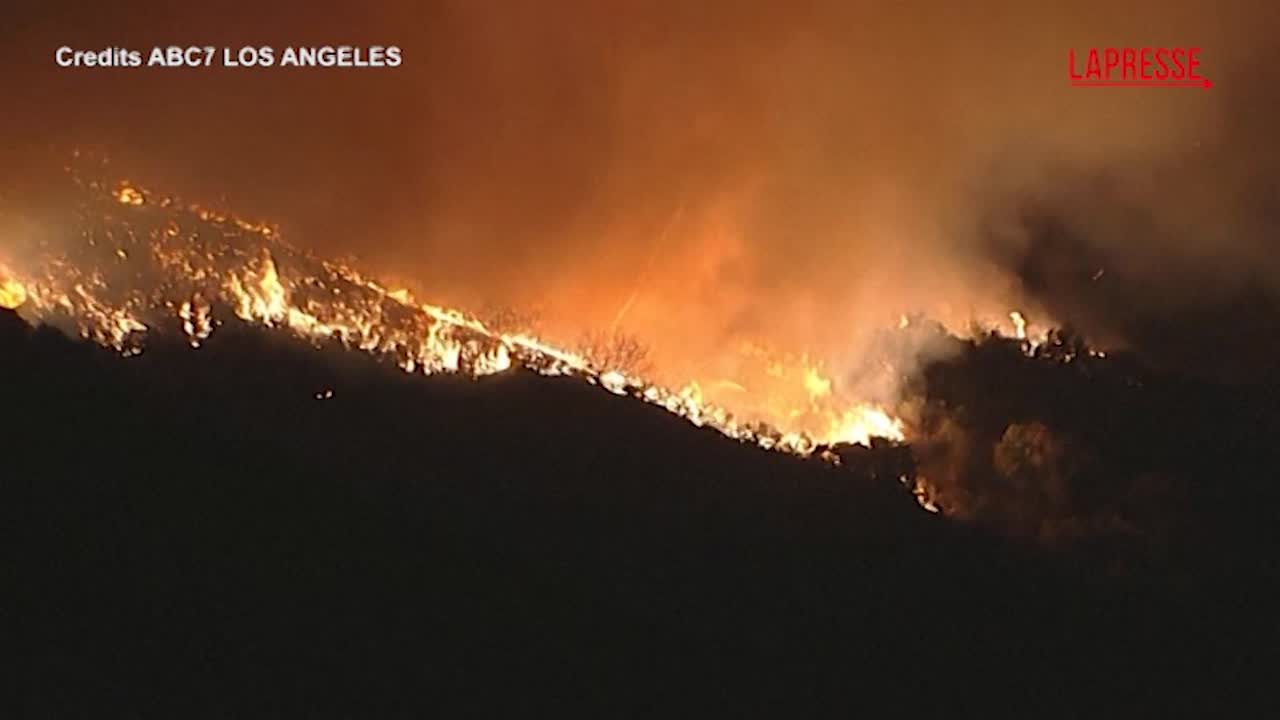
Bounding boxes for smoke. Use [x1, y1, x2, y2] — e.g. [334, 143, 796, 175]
[971, 44, 1280, 381]
[1, 0, 1276, 393]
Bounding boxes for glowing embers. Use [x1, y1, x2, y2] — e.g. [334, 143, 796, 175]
[114, 183, 146, 206]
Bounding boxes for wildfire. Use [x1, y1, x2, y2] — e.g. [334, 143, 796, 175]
[690, 344, 906, 450]
[2, 173, 909, 464]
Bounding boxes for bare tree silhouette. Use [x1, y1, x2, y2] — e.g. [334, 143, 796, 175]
[577, 329, 653, 376]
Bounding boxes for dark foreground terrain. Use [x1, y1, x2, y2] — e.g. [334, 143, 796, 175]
[4, 309, 1275, 716]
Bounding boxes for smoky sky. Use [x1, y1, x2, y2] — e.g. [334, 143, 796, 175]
[2, 0, 1277, 382]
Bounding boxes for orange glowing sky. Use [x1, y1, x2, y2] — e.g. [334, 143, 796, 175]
[1, 0, 1276, 382]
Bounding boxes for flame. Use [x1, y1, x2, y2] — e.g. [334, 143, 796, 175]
[803, 365, 832, 401]
[1009, 310, 1027, 340]
[0, 276, 26, 309]
[1006, 309, 1050, 356]
[689, 346, 906, 450]
[830, 405, 905, 447]
[4, 170, 910, 470]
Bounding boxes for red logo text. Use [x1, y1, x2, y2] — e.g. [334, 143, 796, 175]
[1068, 47, 1210, 88]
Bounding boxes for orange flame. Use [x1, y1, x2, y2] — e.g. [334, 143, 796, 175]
[0, 275, 25, 310]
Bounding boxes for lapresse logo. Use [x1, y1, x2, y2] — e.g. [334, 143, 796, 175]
[1068, 47, 1211, 88]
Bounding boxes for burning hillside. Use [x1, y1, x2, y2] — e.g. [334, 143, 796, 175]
[11, 160, 1274, 543]
[0, 162, 911, 458]
[5, 241, 1274, 716]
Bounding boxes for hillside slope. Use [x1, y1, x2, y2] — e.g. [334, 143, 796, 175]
[3, 310, 1268, 716]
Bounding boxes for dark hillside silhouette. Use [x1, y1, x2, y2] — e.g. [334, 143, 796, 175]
[4, 309, 1273, 716]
